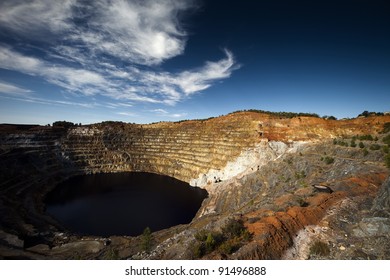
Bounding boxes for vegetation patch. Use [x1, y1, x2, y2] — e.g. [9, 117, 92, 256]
[369, 144, 381, 151]
[357, 134, 374, 141]
[233, 109, 320, 119]
[191, 219, 252, 259]
[382, 122, 390, 134]
[323, 156, 335, 165]
[141, 227, 152, 252]
[385, 154, 390, 169]
[383, 134, 390, 146]
[309, 240, 330, 257]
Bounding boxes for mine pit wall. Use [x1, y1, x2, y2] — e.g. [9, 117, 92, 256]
[1, 113, 389, 187]
[1, 112, 390, 236]
[60, 113, 390, 185]
[61, 114, 262, 183]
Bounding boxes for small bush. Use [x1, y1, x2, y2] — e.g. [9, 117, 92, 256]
[309, 241, 330, 257]
[195, 230, 209, 242]
[141, 227, 152, 252]
[383, 135, 390, 145]
[219, 239, 241, 255]
[337, 140, 348, 147]
[205, 233, 217, 252]
[382, 122, 390, 134]
[370, 144, 381, 150]
[358, 135, 374, 141]
[359, 142, 365, 149]
[192, 219, 252, 259]
[383, 146, 389, 154]
[191, 242, 206, 259]
[222, 219, 247, 239]
[323, 156, 334, 165]
[363, 148, 369, 156]
[385, 154, 390, 169]
[350, 140, 357, 148]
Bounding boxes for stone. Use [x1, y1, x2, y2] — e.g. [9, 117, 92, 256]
[354, 217, 390, 237]
[27, 244, 50, 253]
[0, 230, 24, 248]
[51, 241, 104, 254]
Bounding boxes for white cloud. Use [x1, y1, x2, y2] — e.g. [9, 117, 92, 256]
[0, 46, 110, 95]
[0, 0, 192, 65]
[151, 108, 187, 119]
[152, 109, 169, 114]
[117, 112, 136, 117]
[176, 49, 238, 95]
[0, 81, 32, 95]
[0, 1, 239, 108]
[0, 0, 75, 37]
[0, 94, 95, 108]
[82, 0, 192, 65]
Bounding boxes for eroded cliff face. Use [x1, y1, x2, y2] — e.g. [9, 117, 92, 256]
[0, 112, 389, 259]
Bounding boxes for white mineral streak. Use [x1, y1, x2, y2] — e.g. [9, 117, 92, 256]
[190, 140, 308, 189]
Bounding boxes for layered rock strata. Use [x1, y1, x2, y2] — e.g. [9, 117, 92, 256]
[0, 112, 389, 259]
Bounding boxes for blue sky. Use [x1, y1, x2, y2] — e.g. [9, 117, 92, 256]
[0, 0, 389, 124]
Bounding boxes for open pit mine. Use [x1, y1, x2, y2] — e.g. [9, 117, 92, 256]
[1, 111, 390, 259]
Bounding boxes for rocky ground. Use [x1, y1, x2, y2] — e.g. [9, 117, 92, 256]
[0, 112, 389, 259]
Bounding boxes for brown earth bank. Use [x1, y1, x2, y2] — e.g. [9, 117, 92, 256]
[0, 111, 390, 259]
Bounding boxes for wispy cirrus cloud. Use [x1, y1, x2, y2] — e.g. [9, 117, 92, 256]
[0, 0, 75, 36]
[0, 81, 32, 96]
[151, 108, 187, 119]
[0, 46, 110, 96]
[0, 0, 238, 110]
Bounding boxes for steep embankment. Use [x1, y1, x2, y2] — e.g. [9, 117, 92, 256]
[0, 112, 389, 259]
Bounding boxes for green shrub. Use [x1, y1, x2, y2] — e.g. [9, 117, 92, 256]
[363, 148, 369, 156]
[52, 120, 75, 128]
[370, 144, 381, 150]
[193, 230, 224, 257]
[205, 233, 217, 252]
[337, 140, 348, 146]
[219, 239, 241, 255]
[234, 109, 320, 119]
[385, 154, 390, 169]
[358, 135, 374, 141]
[191, 242, 206, 259]
[383, 135, 390, 145]
[141, 227, 152, 252]
[383, 146, 389, 154]
[323, 156, 334, 165]
[309, 241, 330, 256]
[350, 140, 357, 148]
[382, 122, 390, 134]
[192, 219, 252, 259]
[359, 142, 365, 148]
[222, 219, 247, 239]
[195, 230, 209, 242]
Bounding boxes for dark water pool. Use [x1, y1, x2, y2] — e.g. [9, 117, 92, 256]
[45, 172, 208, 237]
